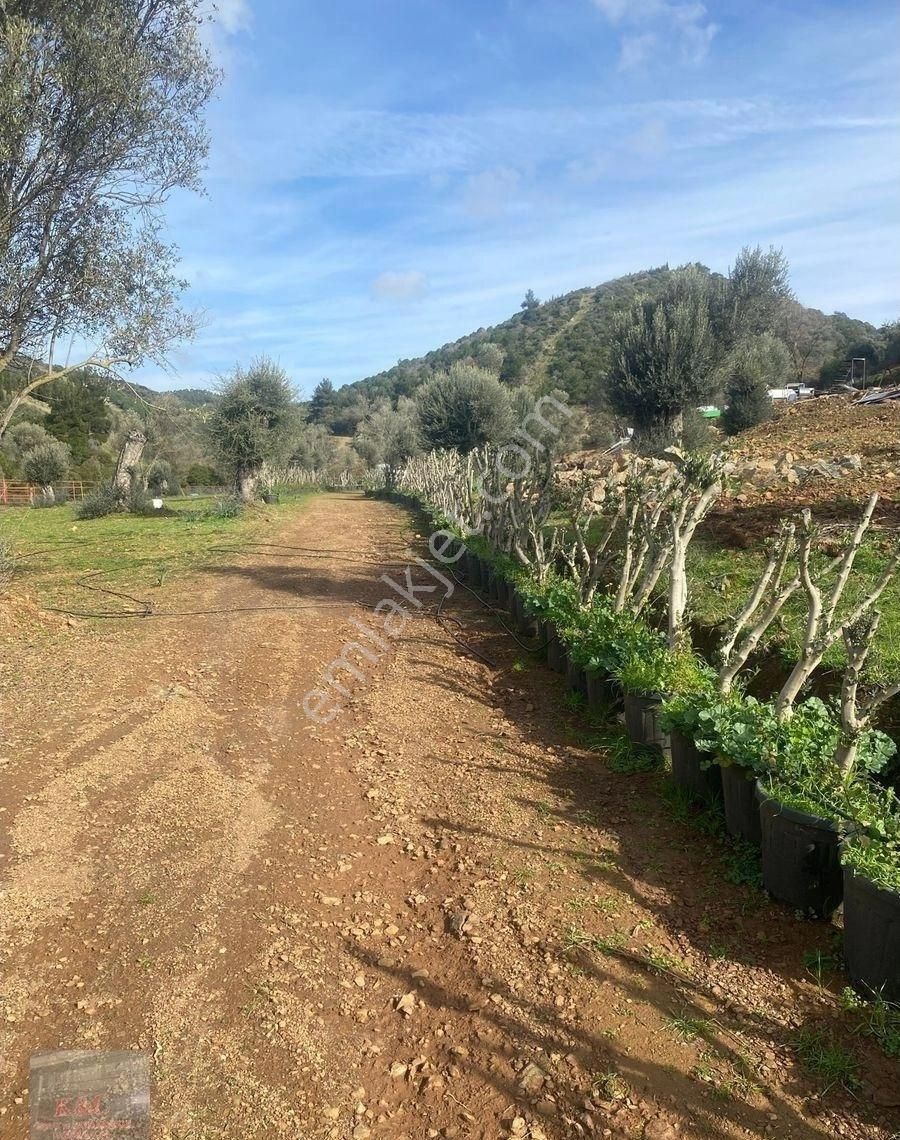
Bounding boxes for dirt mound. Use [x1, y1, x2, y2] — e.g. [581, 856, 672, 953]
[730, 395, 900, 466]
[0, 590, 68, 636]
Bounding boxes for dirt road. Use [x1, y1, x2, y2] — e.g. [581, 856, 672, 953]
[1, 493, 897, 1140]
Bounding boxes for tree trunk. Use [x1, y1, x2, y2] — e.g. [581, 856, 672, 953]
[237, 469, 259, 503]
[668, 540, 688, 649]
[113, 430, 147, 492]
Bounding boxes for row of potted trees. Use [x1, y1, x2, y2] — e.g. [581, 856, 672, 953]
[378, 450, 900, 1004]
[450, 535, 900, 1003]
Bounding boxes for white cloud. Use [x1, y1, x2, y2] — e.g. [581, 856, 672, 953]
[370, 271, 429, 303]
[198, 0, 250, 64]
[619, 33, 657, 70]
[592, 0, 718, 66]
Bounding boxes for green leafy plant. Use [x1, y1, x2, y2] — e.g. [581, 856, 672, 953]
[841, 800, 900, 893]
[562, 597, 658, 677]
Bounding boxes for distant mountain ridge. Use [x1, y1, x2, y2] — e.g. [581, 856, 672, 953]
[336, 265, 885, 412]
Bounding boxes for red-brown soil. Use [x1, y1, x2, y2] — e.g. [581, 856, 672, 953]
[0, 493, 898, 1139]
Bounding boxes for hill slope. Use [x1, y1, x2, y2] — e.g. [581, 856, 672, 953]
[337, 265, 886, 413]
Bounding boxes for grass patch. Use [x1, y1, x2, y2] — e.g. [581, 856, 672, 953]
[667, 1012, 712, 1042]
[579, 725, 664, 774]
[841, 988, 900, 1058]
[1, 491, 315, 611]
[794, 1027, 861, 1093]
[804, 948, 841, 988]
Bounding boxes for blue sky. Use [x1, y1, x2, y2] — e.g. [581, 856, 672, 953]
[144, 0, 900, 395]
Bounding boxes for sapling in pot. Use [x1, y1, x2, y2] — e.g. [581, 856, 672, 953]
[842, 802, 900, 1001]
[659, 690, 722, 805]
[755, 700, 895, 918]
[617, 643, 710, 755]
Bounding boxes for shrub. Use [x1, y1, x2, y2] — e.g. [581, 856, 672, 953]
[146, 459, 176, 494]
[32, 487, 69, 508]
[842, 801, 900, 893]
[184, 462, 222, 486]
[720, 334, 788, 435]
[563, 598, 659, 677]
[209, 496, 242, 519]
[75, 483, 122, 519]
[415, 362, 514, 452]
[22, 438, 70, 490]
[694, 694, 895, 789]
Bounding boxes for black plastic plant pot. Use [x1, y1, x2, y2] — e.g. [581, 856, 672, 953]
[623, 691, 668, 753]
[545, 622, 566, 673]
[720, 762, 762, 845]
[465, 551, 482, 590]
[756, 785, 843, 918]
[670, 730, 722, 804]
[842, 866, 900, 1001]
[586, 668, 621, 715]
[482, 565, 500, 604]
[566, 657, 587, 697]
[510, 591, 535, 638]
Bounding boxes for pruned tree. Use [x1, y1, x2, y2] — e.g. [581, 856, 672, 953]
[559, 474, 624, 604]
[775, 495, 900, 718]
[833, 612, 900, 778]
[612, 462, 677, 616]
[112, 427, 147, 494]
[665, 453, 724, 648]
[717, 521, 800, 693]
[208, 358, 297, 502]
[0, 0, 218, 439]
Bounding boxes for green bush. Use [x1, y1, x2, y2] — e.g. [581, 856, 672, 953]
[562, 597, 658, 676]
[75, 483, 122, 519]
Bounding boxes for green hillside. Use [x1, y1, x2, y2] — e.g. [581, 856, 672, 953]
[333, 264, 891, 420]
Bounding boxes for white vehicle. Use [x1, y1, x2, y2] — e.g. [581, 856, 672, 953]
[767, 387, 798, 402]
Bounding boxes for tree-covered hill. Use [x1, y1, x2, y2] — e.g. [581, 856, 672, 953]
[332, 264, 892, 422]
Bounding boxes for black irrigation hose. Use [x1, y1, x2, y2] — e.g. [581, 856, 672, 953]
[48, 600, 369, 619]
[447, 569, 550, 655]
[435, 589, 497, 668]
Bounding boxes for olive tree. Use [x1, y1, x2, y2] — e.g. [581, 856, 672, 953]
[208, 358, 297, 502]
[720, 333, 790, 435]
[606, 249, 793, 450]
[0, 0, 219, 439]
[22, 436, 69, 500]
[606, 267, 716, 450]
[415, 362, 514, 453]
[354, 397, 420, 487]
